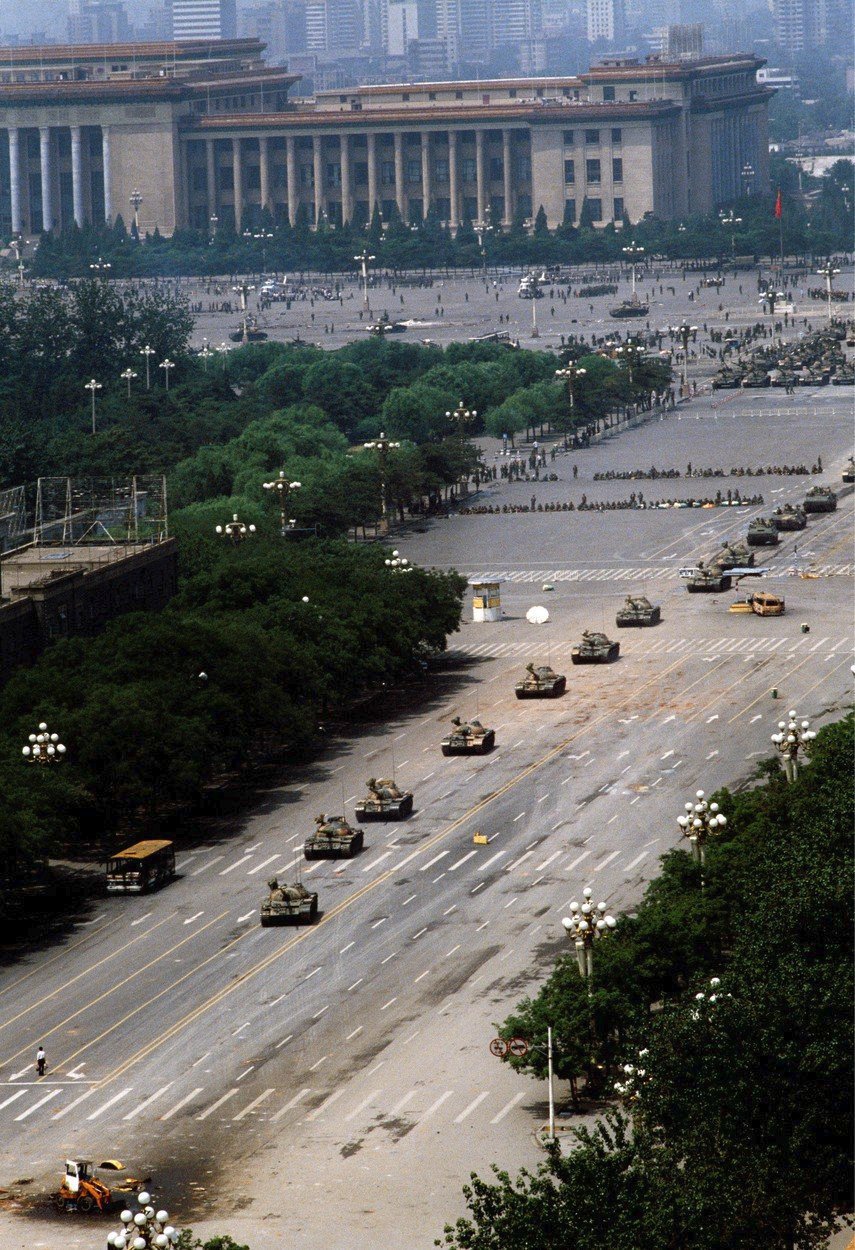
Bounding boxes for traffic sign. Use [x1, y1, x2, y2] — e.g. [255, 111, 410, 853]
[489, 1037, 508, 1058]
[509, 1037, 529, 1057]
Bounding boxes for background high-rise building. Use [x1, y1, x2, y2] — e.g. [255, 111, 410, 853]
[171, 0, 237, 40]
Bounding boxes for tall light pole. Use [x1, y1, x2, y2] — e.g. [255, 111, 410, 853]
[555, 362, 586, 445]
[120, 368, 138, 399]
[816, 263, 841, 324]
[263, 470, 301, 537]
[129, 188, 143, 237]
[106, 1189, 179, 1248]
[159, 358, 175, 391]
[364, 431, 401, 525]
[771, 711, 816, 782]
[676, 789, 726, 868]
[354, 249, 375, 314]
[670, 322, 697, 394]
[140, 344, 156, 390]
[719, 208, 742, 257]
[84, 378, 103, 433]
[22, 721, 66, 764]
[622, 240, 645, 300]
[215, 512, 256, 544]
[561, 887, 616, 995]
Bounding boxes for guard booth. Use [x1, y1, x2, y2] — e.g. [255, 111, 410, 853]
[469, 577, 503, 623]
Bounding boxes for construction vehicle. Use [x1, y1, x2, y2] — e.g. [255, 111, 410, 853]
[615, 596, 661, 627]
[304, 814, 363, 859]
[55, 1159, 125, 1213]
[355, 777, 414, 821]
[441, 716, 496, 755]
[515, 663, 567, 699]
[260, 878, 318, 925]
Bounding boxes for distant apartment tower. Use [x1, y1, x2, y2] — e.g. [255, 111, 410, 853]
[172, 0, 238, 40]
[587, 0, 624, 43]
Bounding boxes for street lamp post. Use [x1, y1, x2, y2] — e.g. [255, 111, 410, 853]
[140, 344, 156, 390]
[263, 470, 301, 537]
[771, 710, 816, 782]
[719, 209, 742, 257]
[670, 322, 697, 394]
[84, 378, 103, 433]
[561, 888, 617, 995]
[676, 789, 727, 868]
[215, 512, 256, 544]
[816, 263, 841, 324]
[159, 358, 175, 391]
[106, 1190, 179, 1248]
[364, 431, 401, 525]
[22, 720, 66, 764]
[129, 188, 143, 237]
[354, 249, 376, 315]
[622, 240, 645, 300]
[554, 362, 586, 445]
[120, 368, 138, 399]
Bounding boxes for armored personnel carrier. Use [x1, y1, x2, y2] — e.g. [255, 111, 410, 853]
[842, 456, 855, 483]
[571, 631, 620, 664]
[746, 517, 780, 547]
[441, 716, 496, 756]
[803, 485, 837, 513]
[304, 814, 363, 859]
[260, 878, 318, 926]
[355, 778, 414, 821]
[686, 563, 733, 593]
[713, 542, 755, 572]
[615, 596, 661, 627]
[772, 504, 807, 531]
[514, 663, 567, 699]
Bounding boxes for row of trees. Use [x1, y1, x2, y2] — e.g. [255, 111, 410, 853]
[25, 178, 853, 282]
[440, 714, 854, 1249]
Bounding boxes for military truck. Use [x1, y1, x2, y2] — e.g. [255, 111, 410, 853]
[772, 503, 807, 531]
[514, 663, 567, 699]
[746, 517, 780, 547]
[304, 814, 363, 859]
[712, 542, 755, 572]
[260, 878, 318, 925]
[355, 778, 414, 821]
[441, 716, 496, 756]
[571, 630, 621, 664]
[615, 596, 661, 627]
[686, 564, 733, 593]
[803, 485, 837, 513]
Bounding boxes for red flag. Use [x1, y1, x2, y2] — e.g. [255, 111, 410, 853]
[774, 189, 783, 219]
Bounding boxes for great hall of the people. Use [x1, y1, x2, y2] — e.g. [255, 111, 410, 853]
[0, 39, 772, 238]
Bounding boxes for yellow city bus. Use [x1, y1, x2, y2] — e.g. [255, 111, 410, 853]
[106, 840, 176, 894]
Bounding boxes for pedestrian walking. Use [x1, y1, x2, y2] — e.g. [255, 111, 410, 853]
[36, 1046, 46, 1076]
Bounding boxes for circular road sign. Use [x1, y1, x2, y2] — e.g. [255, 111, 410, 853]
[489, 1037, 509, 1058]
[509, 1037, 529, 1058]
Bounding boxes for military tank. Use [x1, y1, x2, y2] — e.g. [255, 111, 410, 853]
[441, 716, 496, 756]
[514, 663, 567, 699]
[355, 778, 414, 821]
[571, 630, 620, 664]
[803, 485, 837, 513]
[260, 878, 318, 926]
[772, 504, 807, 531]
[746, 517, 780, 547]
[304, 814, 363, 859]
[712, 542, 755, 572]
[842, 456, 855, 483]
[686, 563, 733, 593]
[615, 596, 661, 627]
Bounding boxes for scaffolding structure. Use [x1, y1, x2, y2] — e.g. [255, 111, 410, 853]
[32, 477, 169, 547]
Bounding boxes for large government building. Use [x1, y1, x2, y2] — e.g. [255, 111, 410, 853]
[0, 39, 772, 238]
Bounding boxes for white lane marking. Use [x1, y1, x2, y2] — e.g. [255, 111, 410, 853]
[535, 850, 562, 871]
[237, 911, 255, 923]
[123, 1083, 173, 1120]
[624, 851, 648, 872]
[390, 1089, 417, 1115]
[248, 854, 280, 875]
[52, 1089, 94, 1120]
[381, 998, 397, 1011]
[448, 850, 477, 871]
[363, 852, 392, 873]
[197, 1089, 239, 1120]
[345, 1090, 383, 1122]
[420, 850, 450, 872]
[233, 1089, 275, 1121]
[183, 912, 204, 925]
[14, 1089, 61, 1120]
[490, 1092, 525, 1124]
[454, 1092, 490, 1123]
[159, 1088, 203, 1121]
[271, 1089, 311, 1121]
[130, 912, 152, 927]
[566, 850, 591, 872]
[480, 849, 508, 871]
[87, 1087, 134, 1121]
[192, 856, 223, 875]
[420, 1090, 454, 1122]
[220, 855, 254, 875]
[305, 1089, 345, 1121]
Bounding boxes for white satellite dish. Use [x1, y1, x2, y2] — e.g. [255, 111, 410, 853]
[526, 605, 550, 625]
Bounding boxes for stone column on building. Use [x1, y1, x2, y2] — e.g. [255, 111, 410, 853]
[231, 137, 243, 232]
[101, 126, 112, 223]
[70, 125, 85, 227]
[475, 128, 486, 222]
[340, 133, 352, 225]
[312, 134, 323, 225]
[367, 132, 378, 218]
[39, 126, 53, 232]
[286, 135, 297, 225]
[206, 139, 217, 221]
[259, 135, 270, 216]
[448, 129, 459, 230]
[420, 131, 431, 217]
[393, 131, 405, 219]
[502, 128, 513, 226]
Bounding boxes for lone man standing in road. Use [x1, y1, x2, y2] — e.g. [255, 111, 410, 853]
[36, 1045, 46, 1076]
